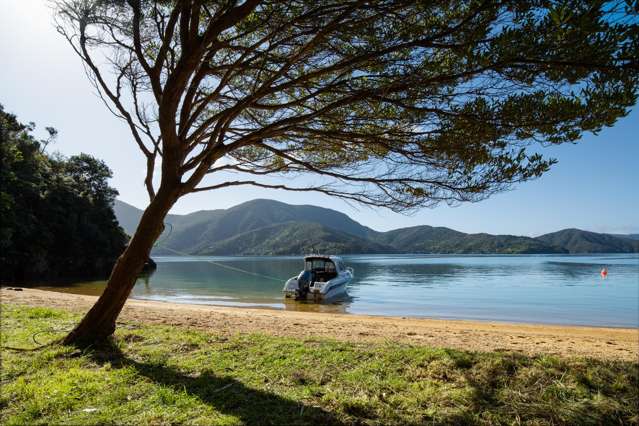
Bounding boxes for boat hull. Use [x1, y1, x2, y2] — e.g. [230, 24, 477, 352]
[282, 257, 353, 303]
[283, 272, 352, 302]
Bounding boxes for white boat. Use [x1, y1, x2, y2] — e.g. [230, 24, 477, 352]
[283, 255, 353, 301]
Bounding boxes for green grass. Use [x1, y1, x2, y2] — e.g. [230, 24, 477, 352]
[1, 304, 637, 425]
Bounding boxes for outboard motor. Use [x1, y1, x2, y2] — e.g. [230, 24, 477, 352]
[296, 270, 313, 300]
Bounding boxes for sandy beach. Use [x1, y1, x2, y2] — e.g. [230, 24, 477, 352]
[2, 287, 637, 361]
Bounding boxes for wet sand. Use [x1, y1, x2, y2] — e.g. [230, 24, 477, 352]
[2, 287, 637, 361]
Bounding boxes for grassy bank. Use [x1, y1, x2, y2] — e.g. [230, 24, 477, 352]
[1, 304, 637, 425]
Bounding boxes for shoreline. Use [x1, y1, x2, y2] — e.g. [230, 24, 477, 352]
[130, 296, 637, 330]
[2, 287, 637, 361]
[27, 283, 639, 330]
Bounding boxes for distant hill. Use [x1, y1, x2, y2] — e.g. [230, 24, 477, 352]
[115, 199, 380, 255]
[611, 233, 639, 241]
[197, 221, 394, 255]
[114, 199, 638, 255]
[172, 199, 375, 254]
[370, 226, 561, 254]
[536, 229, 639, 254]
[113, 199, 145, 235]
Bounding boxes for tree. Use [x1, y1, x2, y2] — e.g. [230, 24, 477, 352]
[0, 105, 127, 283]
[53, 0, 639, 344]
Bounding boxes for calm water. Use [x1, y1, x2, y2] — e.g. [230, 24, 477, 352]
[41, 254, 639, 327]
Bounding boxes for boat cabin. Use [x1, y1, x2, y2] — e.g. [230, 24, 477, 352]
[283, 255, 353, 301]
[303, 255, 344, 283]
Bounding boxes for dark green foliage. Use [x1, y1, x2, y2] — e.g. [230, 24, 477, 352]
[0, 105, 127, 283]
[537, 228, 639, 253]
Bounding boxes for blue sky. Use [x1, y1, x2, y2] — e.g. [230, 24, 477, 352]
[1, 1, 637, 236]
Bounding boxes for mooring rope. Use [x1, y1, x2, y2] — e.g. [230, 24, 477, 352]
[152, 223, 284, 283]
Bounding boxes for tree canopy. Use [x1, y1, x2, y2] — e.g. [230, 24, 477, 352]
[0, 104, 127, 283]
[54, 0, 639, 211]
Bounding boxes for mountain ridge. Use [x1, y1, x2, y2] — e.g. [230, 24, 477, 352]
[536, 228, 639, 254]
[114, 199, 638, 255]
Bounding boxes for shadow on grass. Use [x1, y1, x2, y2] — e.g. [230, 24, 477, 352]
[84, 340, 346, 426]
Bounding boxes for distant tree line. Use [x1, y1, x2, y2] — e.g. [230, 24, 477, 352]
[0, 104, 127, 283]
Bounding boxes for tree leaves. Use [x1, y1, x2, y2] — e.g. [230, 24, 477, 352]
[54, 0, 639, 211]
[0, 105, 127, 283]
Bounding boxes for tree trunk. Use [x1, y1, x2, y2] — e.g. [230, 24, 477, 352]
[62, 188, 178, 346]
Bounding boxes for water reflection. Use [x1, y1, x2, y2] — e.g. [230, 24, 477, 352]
[34, 254, 639, 327]
[282, 297, 351, 314]
[37, 280, 107, 296]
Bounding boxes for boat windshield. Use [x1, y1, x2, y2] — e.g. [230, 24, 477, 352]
[304, 259, 336, 273]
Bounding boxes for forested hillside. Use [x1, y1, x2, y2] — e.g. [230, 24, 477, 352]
[0, 105, 127, 283]
[371, 227, 566, 254]
[537, 229, 639, 253]
[197, 221, 393, 255]
[115, 199, 637, 255]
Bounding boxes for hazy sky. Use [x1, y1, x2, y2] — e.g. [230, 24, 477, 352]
[2, 1, 638, 236]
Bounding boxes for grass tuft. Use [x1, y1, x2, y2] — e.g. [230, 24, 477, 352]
[1, 303, 637, 425]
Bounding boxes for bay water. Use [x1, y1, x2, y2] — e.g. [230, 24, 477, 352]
[41, 254, 639, 327]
